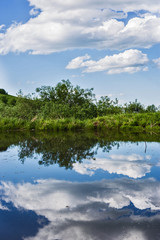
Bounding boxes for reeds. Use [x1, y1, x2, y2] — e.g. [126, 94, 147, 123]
[0, 113, 160, 132]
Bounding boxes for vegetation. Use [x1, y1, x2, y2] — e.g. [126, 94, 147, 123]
[0, 89, 8, 95]
[0, 80, 160, 131]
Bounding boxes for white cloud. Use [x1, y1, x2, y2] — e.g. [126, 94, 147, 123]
[29, 8, 40, 16]
[66, 49, 149, 74]
[153, 58, 160, 68]
[27, 0, 160, 16]
[0, 1, 160, 54]
[0, 25, 5, 31]
[67, 54, 91, 69]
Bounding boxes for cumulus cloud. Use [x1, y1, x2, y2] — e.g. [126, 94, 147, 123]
[66, 49, 149, 74]
[0, 1, 160, 54]
[28, 0, 160, 13]
[1, 178, 160, 240]
[67, 54, 91, 69]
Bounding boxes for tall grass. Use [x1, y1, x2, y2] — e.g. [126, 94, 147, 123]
[0, 113, 160, 132]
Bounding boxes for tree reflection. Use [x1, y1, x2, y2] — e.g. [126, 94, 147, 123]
[0, 130, 160, 169]
[18, 132, 119, 168]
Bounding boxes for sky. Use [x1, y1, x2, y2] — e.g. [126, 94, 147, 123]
[0, 0, 160, 106]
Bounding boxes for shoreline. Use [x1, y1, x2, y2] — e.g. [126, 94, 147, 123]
[0, 113, 160, 133]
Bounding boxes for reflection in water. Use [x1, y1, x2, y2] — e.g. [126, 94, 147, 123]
[0, 178, 160, 240]
[0, 131, 159, 167]
[73, 154, 153, 178]
[15, 132, 160, 179]
[0, 131, 160, 239]
[0, 200, 49, 240]
[0, 131, 159, 177]
[17, 132, 122, 169]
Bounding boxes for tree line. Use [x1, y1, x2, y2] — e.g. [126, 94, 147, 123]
[0, 80, 159, 120]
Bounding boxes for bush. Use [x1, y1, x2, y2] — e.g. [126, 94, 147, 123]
[0, 89, 8, 95]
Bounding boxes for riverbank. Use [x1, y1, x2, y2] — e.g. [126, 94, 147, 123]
[0, 113, 160, 132]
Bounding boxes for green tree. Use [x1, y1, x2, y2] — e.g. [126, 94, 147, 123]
[36, 80, 95, 105]
[36, 80, 97, 119]
[146, 104, 157, 113]
[14, 90, 41, 120]
[124, 99, 145, 113]
[0, 89, 8, 95]
[97, 96, 122, 116]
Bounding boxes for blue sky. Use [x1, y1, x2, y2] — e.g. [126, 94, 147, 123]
[0, 0, 160, 106]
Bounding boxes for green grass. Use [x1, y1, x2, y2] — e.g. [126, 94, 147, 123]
[0, 113, 160, 132]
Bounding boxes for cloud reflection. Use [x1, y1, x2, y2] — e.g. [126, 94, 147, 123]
[0, 178, 160, 240]
[73, 154, 153, 178]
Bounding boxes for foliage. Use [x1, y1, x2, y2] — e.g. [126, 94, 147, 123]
[0, 89, 8, 95]
[0, 93, 16, 106]
[35, 80, 97, 119]
[97, 96, 122, 115]
[124, 99, 145, 113]
[146, 104, 157, 113]
[36, 79, 95, 105]
[0, 80, 159, 129]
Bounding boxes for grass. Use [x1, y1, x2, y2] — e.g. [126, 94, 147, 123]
[0, 113, 160, 132]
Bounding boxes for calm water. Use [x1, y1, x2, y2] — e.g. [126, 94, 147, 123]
[0, 131, 160, 240]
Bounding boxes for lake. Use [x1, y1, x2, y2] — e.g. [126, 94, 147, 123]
[0, 130, 160, 240]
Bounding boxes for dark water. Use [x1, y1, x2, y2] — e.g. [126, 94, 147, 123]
[0, 130, 160, 240]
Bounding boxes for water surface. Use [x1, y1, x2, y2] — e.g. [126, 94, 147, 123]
[0, 131, 160, 240]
